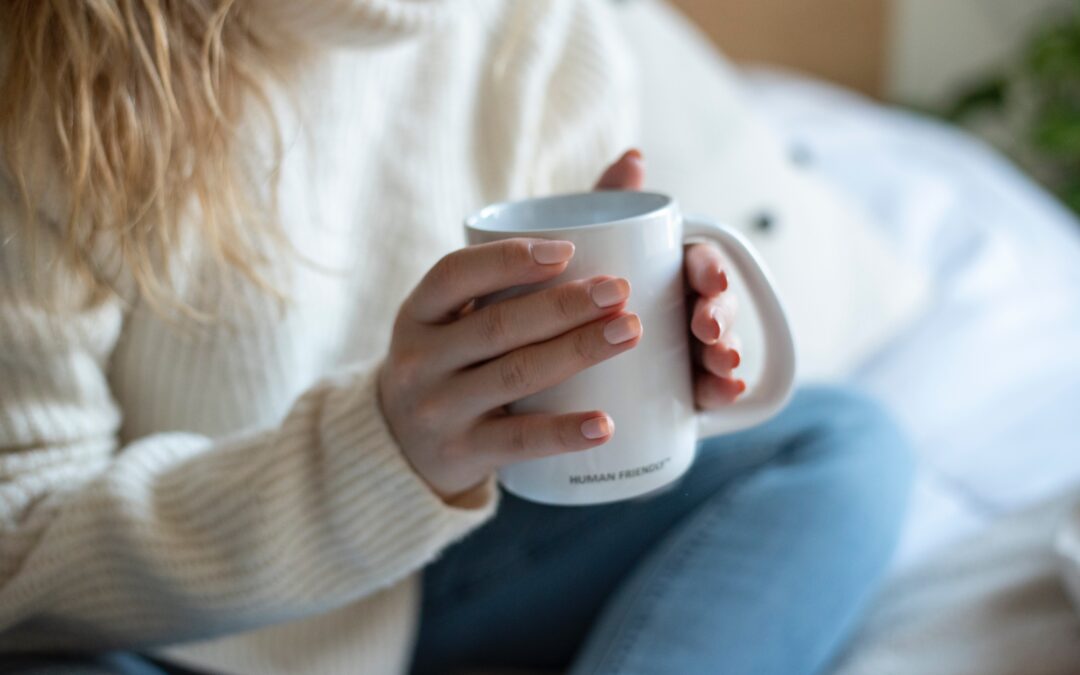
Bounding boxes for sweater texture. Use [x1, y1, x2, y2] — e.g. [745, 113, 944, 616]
[0, 0, 635, 672]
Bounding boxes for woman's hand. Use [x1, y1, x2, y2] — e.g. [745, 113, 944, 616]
[379, 239, 642, 500]
[596, 150, 745, 409]
[379, 149, 740, 501]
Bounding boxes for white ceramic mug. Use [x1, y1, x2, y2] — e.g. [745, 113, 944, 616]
[465, 191, 796, 505]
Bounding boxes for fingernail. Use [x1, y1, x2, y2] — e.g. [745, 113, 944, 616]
[736, 379, 747, 394]
[625, 148, 644, 163]
[581, 415, 614, 440]
[718, 270, 728, 292]
[730, 349, 741, 369]
[532, 240, 575, 265]
[591, 278, 630, 308]
[603, 314, 642, 344]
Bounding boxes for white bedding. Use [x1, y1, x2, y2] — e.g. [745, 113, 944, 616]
[741, 70, 1080, 570]
[833, 489, 1080, 675]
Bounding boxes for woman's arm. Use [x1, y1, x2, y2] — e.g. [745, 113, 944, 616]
[0, 203, 496, 652]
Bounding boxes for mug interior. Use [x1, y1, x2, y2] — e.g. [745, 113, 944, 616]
[466, 191, 672, 233]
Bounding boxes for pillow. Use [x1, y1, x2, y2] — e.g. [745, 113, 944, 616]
[612, 0, 930, 381]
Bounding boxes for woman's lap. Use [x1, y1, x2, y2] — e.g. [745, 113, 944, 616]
[5, 387, 911, 675]
[410, 386, 914, 674]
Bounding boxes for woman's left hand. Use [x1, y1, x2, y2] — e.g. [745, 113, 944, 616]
[595, 149, 744, 409]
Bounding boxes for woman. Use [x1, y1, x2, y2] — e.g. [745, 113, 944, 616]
[0, 1, 912, 673]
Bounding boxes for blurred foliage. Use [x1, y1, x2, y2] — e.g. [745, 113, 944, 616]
[946, 2, 1080, 214]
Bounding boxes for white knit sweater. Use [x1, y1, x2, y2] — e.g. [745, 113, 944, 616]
[0, 1, 635, 672]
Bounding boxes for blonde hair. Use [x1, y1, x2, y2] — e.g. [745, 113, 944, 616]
[0, 0, 300, 315]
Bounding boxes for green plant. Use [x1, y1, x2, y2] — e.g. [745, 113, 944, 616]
[947, 2, 1080, 214]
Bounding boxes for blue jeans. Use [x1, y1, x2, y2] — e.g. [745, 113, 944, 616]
[1, 388, 911, 675]
[410, 387, 914, 675]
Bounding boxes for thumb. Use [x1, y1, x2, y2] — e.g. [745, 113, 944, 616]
[594, 148, 645, 191]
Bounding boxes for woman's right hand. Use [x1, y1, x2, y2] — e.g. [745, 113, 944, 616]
[378, 239, 641, 501]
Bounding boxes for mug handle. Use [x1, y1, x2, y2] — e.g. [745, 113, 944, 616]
[684, 215, 798, 437]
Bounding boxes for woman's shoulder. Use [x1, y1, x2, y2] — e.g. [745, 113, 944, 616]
[473, 0, 632, 71]
[467, 0, 638, 195]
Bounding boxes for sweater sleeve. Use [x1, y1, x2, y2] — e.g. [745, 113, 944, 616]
[0, 211, 497, 652]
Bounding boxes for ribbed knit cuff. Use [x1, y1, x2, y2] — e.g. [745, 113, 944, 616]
[316, 362, 498, 573]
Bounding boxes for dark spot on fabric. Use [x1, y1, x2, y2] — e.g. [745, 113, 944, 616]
[790, 143, 814, 167]
[752, 211, 778, 234]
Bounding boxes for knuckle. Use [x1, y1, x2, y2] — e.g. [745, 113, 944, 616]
[696, 241, 722, 260]
[412, 394, 446, 433]
[499, 240, 531, 272]
[715, 300, 737, 329]
[572, 329, 600, 363]
[551, 285, 580, 322]
[688, 243, 709, 266]
[429, 252, 462, 289]
[477, 306, 508, 346]
[497, 354, 534, 393]
[389, 347, 426, 390]
[554, 419, 577, 449]
[507, 421, 528, 454]
[437, 439, 468, 463]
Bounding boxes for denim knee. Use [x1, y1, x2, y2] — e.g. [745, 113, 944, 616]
[796, 385, 913, 468]
[783, 386, 916, 532]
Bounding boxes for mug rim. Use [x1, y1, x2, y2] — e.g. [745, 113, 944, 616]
[465, 190, 674, 234]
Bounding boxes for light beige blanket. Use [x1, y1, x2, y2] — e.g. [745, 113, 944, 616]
[834, 493, 1080, 675]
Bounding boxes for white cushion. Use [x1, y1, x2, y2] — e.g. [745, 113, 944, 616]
[614, 0, 930, 381]
[742, 67, 1080, 521]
